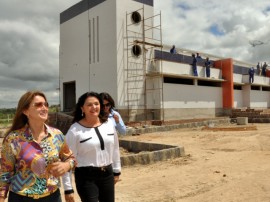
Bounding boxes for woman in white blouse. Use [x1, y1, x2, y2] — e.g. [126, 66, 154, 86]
[63, 92, 121, 202]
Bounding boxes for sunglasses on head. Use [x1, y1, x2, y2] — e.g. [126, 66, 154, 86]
[32, 102, 49, 108]
[104, 103, 111, 107]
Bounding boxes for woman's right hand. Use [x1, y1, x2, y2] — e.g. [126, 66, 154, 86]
[113, 113, 120, 123]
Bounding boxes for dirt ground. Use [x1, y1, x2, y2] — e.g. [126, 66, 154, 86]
[2, 122, 270, 202]
[59, 123, 270, 202]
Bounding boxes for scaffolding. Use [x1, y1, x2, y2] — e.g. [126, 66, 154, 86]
[125, 6, 163, 122]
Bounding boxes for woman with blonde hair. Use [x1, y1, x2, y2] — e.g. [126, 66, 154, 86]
[0, 90, 76, 202]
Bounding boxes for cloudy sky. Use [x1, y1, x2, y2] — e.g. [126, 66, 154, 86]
[0, 0, 269, 108]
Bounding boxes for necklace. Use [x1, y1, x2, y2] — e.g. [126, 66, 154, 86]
[29, 127, 47, 142]
[81, 118, 101, 128]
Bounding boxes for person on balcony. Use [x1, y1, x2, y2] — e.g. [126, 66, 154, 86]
[249, 67, 255, 83]
[262, 62, 268, 77]
[204, 57, 211, 78]
[256, 62, 261, 76]
[196, 52, 202, 59]
[170, 45, 177, 54]
[191, 53, 198, 76]
[196, 52, 203, 66]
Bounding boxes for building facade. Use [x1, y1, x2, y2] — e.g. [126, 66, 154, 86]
[59, 0, 270, 122]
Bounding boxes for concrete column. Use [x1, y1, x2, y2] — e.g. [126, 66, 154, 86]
[242, 84, 251, 107]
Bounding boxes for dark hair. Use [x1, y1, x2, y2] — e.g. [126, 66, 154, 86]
[72, 91, 108, 123]
[99, 92, 115, 113]
[5, 90, 48, 136]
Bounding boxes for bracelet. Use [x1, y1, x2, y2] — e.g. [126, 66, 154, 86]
[64, 189, 74, 195]
[69, 160, 75, 171]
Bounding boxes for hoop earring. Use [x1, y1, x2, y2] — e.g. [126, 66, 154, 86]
[81, 112, 84, 117]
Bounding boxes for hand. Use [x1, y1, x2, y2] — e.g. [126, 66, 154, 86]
[65, 193, 75, 202]
[113, 114, 120, 123]
[114, 176, 121, 184]
[49, 161, 70, 177]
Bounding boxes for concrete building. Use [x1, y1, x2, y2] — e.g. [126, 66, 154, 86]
[59, 0, 270, 122]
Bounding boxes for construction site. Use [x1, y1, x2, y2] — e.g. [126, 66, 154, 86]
[59, 0, 270, 124]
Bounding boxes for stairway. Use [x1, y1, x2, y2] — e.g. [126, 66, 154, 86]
[231, 108, 270, 123]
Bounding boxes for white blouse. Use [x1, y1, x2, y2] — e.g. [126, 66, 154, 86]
[62, 119, 121, 191]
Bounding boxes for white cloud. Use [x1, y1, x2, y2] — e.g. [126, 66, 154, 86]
[0, 0, 78, 108]
[155, 0, 270, 62]
[0, 0, 270, 108]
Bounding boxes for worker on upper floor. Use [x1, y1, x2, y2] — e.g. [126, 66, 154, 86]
[191, 53, 198, 76]
[249, 67, 255, 83]
[170, 45, 177, 54]
[262, 62, 268, 77]
[204, 57, 211, 78]
[256, 62, 261, 76]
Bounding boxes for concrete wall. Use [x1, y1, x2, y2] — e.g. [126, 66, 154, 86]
[234, 73, 270, 86]
[163, 83, 222, 108]
[162, 83, 223, 120]
[233, 70, 270, 108]
[234, 89, 270, 108]
[250, 90, 270, 108]
[60, 0, 119, 110]
[159, 61, 222, 79]
[242, 74, 270, 85]
[60, 12, 90, 106]
[233, 83, 270, 108]
[233, 74, 243, 84]
[234, 90, 243, 108]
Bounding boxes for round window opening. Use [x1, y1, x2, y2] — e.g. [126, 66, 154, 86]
[132, 45, 142, 57]
[131, 11, 141, 24]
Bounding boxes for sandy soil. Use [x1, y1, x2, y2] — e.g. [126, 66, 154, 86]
[2, 122, 268, 202]
[59, 123, 270, 202]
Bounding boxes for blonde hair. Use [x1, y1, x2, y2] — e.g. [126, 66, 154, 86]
[5, 90, 48, 136]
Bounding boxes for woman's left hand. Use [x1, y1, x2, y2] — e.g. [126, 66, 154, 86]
[49, 161, 70, 177]
[65, 193, 75, 202]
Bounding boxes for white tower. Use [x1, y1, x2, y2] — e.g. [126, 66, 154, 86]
[60, 0, 162, 121]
